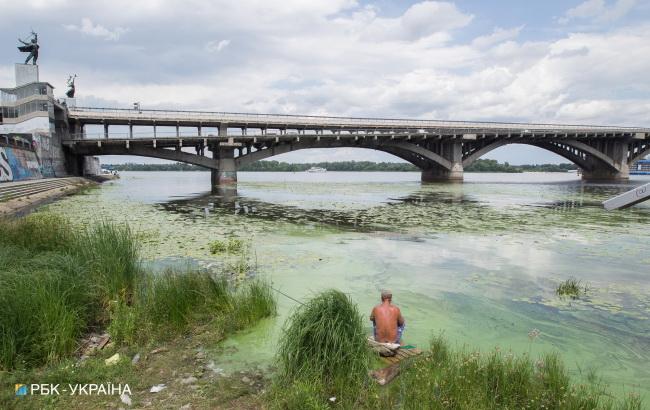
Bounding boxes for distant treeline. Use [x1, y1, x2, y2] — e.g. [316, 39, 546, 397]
[105, 159, 578, 173]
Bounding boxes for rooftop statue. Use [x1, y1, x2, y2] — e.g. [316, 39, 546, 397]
[66, 74, 77, 98]
[18, 31, 39, 65]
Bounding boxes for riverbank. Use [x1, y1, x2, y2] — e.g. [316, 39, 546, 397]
[0, 177, 97, 217]
[0, 214, 276, 409]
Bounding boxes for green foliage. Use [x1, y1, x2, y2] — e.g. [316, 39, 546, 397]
[465, 159, 578, 173]
[557, 278, 589, 299]
[0, 214, 276, 370]
[272, 289, 372, 408]
[389, 335, 642, 410]
[209, 237, 246, 254]
[105, 160, 578, 173]
[231, 279, 277, 330]
[79, 222, 141, 301]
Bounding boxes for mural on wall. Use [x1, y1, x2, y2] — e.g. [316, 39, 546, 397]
[0, 147, 42, 182]
[36, 132, 57, 177]
[0, 148, 13, 181]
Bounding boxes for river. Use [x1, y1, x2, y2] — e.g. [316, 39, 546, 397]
[41, 171, 650, 396]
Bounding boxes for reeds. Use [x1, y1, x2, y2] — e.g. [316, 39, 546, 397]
[557, 278, 589, 299]
[391, 335, 642, 409]
[0, 214, 276, 370]
[273, 289, 372, 407]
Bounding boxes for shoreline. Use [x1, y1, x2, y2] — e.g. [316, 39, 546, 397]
[0, 177, 99, 217]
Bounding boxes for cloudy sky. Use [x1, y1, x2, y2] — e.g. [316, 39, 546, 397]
[1, 0, 649, 164]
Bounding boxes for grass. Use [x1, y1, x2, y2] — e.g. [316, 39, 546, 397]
[271, 289, 373, 408]
[388, 335, 642, 409]
[268, 292, 642, 410]
[0, 213, 276, 371]
[557, 278, 589, 299]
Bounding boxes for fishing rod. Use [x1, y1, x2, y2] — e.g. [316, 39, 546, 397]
[269, 285, 305, 306]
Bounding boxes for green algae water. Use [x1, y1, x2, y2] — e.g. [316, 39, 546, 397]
[40, 171, 650, 397]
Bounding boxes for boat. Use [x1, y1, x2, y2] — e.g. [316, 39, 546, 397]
[306, 167, 326, 173]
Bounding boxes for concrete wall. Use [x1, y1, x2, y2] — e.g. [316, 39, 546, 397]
[0, 146, 43, 182]
[83, 156, 101, 176]
[0, 117, 67, 178]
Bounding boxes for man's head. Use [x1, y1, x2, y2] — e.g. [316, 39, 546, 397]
[381, 289, 392, 302]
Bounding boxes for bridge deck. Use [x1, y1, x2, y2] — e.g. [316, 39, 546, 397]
[68, 107, 649, 136]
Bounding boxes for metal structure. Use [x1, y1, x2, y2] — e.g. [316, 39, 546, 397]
[62, 106, 650, 191]
[603, 183, 650, 210]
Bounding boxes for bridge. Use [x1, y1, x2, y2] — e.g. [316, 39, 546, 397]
[62, 107, 650, 191]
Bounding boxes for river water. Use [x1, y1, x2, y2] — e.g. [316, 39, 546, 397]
[41, 171, 650, 396]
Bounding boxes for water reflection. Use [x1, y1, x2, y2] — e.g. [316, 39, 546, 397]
[40, 172, 650, 395]
[157, 180, 650, 236]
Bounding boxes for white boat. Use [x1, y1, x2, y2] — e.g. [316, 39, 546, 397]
[306, 167, 327, 173]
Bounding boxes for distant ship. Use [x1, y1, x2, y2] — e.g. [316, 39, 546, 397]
[306, 167, 327, 173]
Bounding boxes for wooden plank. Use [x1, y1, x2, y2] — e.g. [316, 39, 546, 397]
[380, 347, 422, 364]
[369, 363, 401, 386]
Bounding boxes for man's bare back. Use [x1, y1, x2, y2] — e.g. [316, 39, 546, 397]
[370, 291, 405, 344]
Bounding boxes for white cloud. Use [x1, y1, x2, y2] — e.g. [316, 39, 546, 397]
[4, 0, 649, 153]
[558, 0, 638, 24]
[472, 26, 524, 49]
[63, 17, 128, 41]
[205, 39, 230, 53]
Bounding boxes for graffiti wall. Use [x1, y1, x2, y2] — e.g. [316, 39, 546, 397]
[0, 147, 43, 182]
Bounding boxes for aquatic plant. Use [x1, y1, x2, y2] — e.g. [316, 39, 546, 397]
[208, 237, 246, 254]
[556, 278, 589, 299]
[272, 289, 372, 407]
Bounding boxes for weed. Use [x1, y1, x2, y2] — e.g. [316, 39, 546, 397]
[557, 278, 589, 299]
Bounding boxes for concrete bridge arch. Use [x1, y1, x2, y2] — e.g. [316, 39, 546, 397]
[62, 107, 649, 189]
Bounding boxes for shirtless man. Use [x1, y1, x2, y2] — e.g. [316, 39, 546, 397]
[370, 290, 405, 344]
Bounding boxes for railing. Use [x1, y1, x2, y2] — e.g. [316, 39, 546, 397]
[67, 106, 650, 133]
[0, 134, 34, 151]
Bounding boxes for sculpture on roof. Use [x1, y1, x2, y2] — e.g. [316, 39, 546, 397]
[18, 31, 39, 65]
[66, 75, 77, 98]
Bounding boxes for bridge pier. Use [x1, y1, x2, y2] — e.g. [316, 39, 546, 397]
[581, 141, 630, 182]
[421, 140, 464, 182]
[421, 164, 464, 182]
[581, 165, 630, 182]
[210, 147, 237, 193]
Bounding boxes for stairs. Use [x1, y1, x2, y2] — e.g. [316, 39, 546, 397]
[0, 178, 89, 203]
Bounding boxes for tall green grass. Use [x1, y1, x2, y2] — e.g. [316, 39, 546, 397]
[109, 272, 277, 344]
[268, 293, 642, 409]
[389, 335, 643, 409]
[0, 214, 276, 370]
[272, 289, 372, 408]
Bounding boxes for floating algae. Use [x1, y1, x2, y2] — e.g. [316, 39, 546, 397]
[38, 171, 650, 396]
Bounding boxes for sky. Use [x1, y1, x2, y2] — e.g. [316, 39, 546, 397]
[1, 0, 649, 165]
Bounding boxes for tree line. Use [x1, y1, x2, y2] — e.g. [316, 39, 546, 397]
[104, 159, 578, 173]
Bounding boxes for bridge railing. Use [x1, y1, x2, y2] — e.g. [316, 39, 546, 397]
[67, 107, 650, 133]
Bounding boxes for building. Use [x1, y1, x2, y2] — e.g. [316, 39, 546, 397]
[0, 64, 80, 181]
